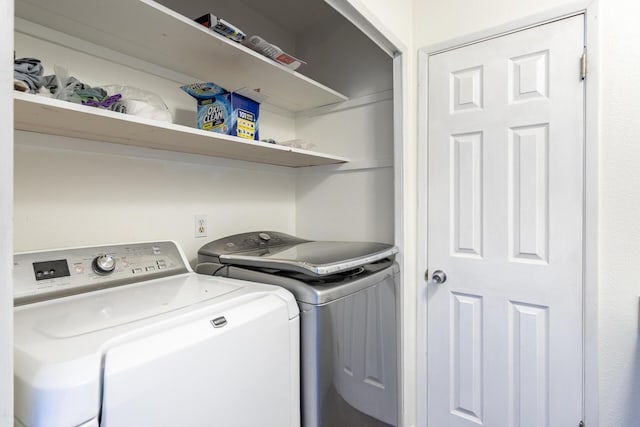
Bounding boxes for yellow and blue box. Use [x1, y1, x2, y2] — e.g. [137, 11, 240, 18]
[181, 83, 264, 140]
[180, 82, 230, 133]
[229, 91, 260, 140]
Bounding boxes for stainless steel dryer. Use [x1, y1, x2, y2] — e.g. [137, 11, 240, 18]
[196, 231, 399, 427]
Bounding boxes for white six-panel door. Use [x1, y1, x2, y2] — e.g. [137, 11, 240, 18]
[426, 15, 584, 427]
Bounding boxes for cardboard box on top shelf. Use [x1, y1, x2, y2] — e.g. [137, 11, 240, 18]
[181, 83, 266, 141]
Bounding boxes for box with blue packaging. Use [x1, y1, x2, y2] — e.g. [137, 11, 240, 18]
[180, 83, 266, 140]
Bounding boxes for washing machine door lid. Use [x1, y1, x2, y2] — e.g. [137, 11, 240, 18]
[219, 241, 398, 276]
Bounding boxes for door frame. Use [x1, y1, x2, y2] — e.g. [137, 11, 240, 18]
[0, 0, 14, 423]
[416, 2, 600, 426]
[324, 1, 412, 425]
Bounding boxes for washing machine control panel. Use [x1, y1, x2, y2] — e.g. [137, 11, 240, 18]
[13, 241, 190, 305]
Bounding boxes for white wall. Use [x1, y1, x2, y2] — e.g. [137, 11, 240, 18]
[295, 97, 395, 243]
[296, 98, 394, 161]
[414, 0, 578, 46]
[414, 0, 640, 426]
[0, 0, 13, 423]
[14, 133, 297, 265]
[296, 167, 394, 242]
[357, 0, 413, 44]
[597, 1, 640, 425]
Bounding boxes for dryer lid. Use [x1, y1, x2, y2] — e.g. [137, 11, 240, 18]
[198, 232, 398, 276]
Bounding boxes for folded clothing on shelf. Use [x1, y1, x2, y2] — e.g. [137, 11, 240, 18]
[102, 85, 172, 122]
[43, 73, 107, 105]
[14, 79, 29, 92]
[14, 57, 44, 93]
[42, 68, 173, 122]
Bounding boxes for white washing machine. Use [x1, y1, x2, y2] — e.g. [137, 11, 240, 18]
[13, 241, 300, 427]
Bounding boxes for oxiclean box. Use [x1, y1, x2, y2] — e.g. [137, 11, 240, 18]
[181, 83, 265, 140]
[180, 82, 231, 134]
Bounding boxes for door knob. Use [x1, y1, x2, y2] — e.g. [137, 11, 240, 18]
[431, 270, 447, 284]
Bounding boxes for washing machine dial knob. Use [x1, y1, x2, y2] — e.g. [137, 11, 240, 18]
[93, 254, 116, 274]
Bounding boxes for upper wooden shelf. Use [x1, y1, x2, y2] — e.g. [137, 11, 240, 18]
[14, 93, 349, 167]
[14, 0, 348, 112]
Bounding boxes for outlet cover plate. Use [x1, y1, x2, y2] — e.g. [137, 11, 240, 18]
[194, 215, 208, 238]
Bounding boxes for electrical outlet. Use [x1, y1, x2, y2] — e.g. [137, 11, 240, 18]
[194, 215, 208, 238]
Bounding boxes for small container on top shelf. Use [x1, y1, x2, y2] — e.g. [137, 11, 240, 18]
[193, 13, 246, 43]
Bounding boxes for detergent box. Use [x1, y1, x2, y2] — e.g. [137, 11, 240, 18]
[229, 88, 265, 140]
[180, 83, 265, 140]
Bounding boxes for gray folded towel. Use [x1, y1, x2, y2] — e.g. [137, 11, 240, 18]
[14, 58, 44, 93]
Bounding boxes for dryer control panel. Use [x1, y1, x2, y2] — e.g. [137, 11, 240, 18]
[14, 241, 189, 306]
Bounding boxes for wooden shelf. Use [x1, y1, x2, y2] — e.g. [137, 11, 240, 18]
[15, 0, 348, 112]
[14, 93, 349, 168]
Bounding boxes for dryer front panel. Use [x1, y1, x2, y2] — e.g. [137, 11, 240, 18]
[101, 294, 300, 427]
